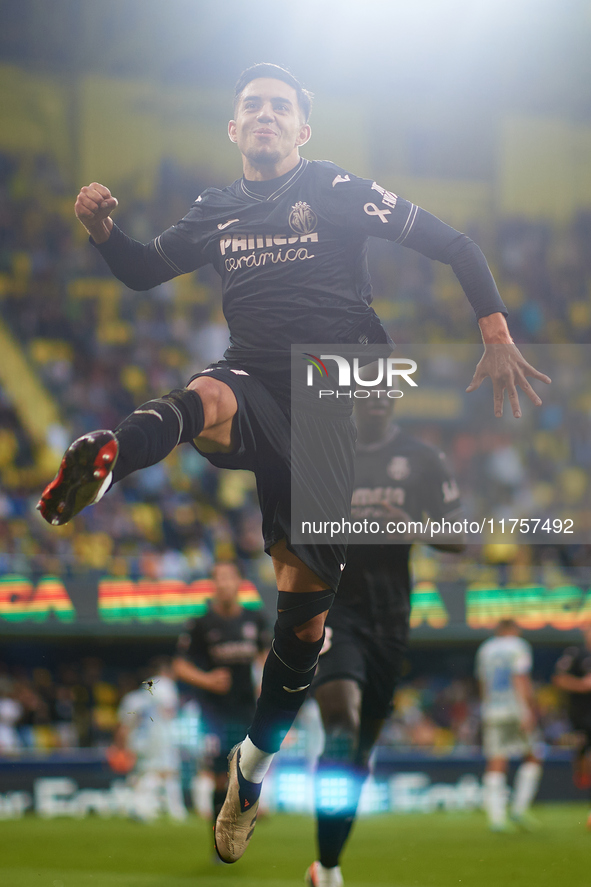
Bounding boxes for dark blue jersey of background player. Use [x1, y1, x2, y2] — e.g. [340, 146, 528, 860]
[332, 396, 462, 640]
[553, 627, 591, 815]
[173, 563, 271, 722]
[173, 561, 271, 824]
[553, 630, 591, 732]
[93, 158, 506, 370]
[176, 604, 270, 719]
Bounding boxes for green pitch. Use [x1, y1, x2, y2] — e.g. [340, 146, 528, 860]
[0, 806, 589, 887]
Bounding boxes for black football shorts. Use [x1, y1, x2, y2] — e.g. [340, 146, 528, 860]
[313, 605, 407, 720]
[187, 361, 354, 591]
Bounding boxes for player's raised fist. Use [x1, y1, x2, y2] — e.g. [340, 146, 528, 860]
[74, 182, 118, 243]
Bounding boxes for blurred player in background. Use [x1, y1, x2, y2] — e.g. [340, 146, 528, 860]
[0, 677, 23, 753]
[476, 620, 542, 832]
[173, 561, 270, 828]
[114, 656, 187, 822]
[552, 623, 591, 828]
[37, 61, 549, 863]
[305, 391, 464, 887]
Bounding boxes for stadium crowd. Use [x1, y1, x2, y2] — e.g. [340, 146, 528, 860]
[1, 150, 591, 581]
[0, 149, 590, 759]
[0, 150, 267, 583]
[0, 654, 576, 754]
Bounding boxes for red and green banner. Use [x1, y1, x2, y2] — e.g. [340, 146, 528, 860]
[1, 573, 590, 637]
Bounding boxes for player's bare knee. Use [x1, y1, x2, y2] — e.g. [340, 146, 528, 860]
[324, 706, 360, 738]
[487, 757, 507, 773]
[319, 701, 359, 763]
[317, 680, 361, 736]
[188, 376, 235, 429]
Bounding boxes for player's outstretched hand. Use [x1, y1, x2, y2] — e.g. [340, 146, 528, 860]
[74, 182, 118, 243]
[466, 343, 551, 418]
[204, 667, 232, 695]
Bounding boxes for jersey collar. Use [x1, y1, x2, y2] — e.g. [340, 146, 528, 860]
[240, 158, 308, 203]
[356, 423, 401, 454]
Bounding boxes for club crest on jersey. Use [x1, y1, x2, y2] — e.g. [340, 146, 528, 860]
[289, 201, 317, 236]
[387, 456, 410, 481]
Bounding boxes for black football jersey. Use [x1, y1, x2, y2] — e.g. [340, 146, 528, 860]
[334, 425, 461, 638]
[96, 158, 505, 368]
[177, 605, 271, 715]
[554, 645, 591, 727]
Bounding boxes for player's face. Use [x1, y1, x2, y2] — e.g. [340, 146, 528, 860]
[229, 78, 311, 173]
[354, 390, 395, 434]
[212, 563, 241, 605]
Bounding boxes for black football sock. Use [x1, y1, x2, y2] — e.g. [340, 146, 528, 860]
[111, 388, 204, 483]
[315, 730, 368, 869]
[316, 760, 368, 869]
[247, 622, 324, 754]
[317, 816, 351, 869]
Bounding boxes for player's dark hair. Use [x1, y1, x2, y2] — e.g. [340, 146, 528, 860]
[212, 559, 243, 578]
[233, 63, 313, 122]
[497, 618, 518, 633]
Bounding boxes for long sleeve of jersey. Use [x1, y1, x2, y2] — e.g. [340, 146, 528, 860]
[401, 211, 507, 320]
[315, 163, 507, 320]
[91, 196, 218, 290]
[91, 224, 179, 291]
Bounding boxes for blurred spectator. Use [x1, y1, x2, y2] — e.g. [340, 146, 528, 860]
[0, 677, 23, 752]
[0, 147, 590, 582]
[0, 654, 581, 755]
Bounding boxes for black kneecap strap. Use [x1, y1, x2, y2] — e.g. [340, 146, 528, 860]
[276, 589, 335, 630]
[272, 620, 324, 675]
